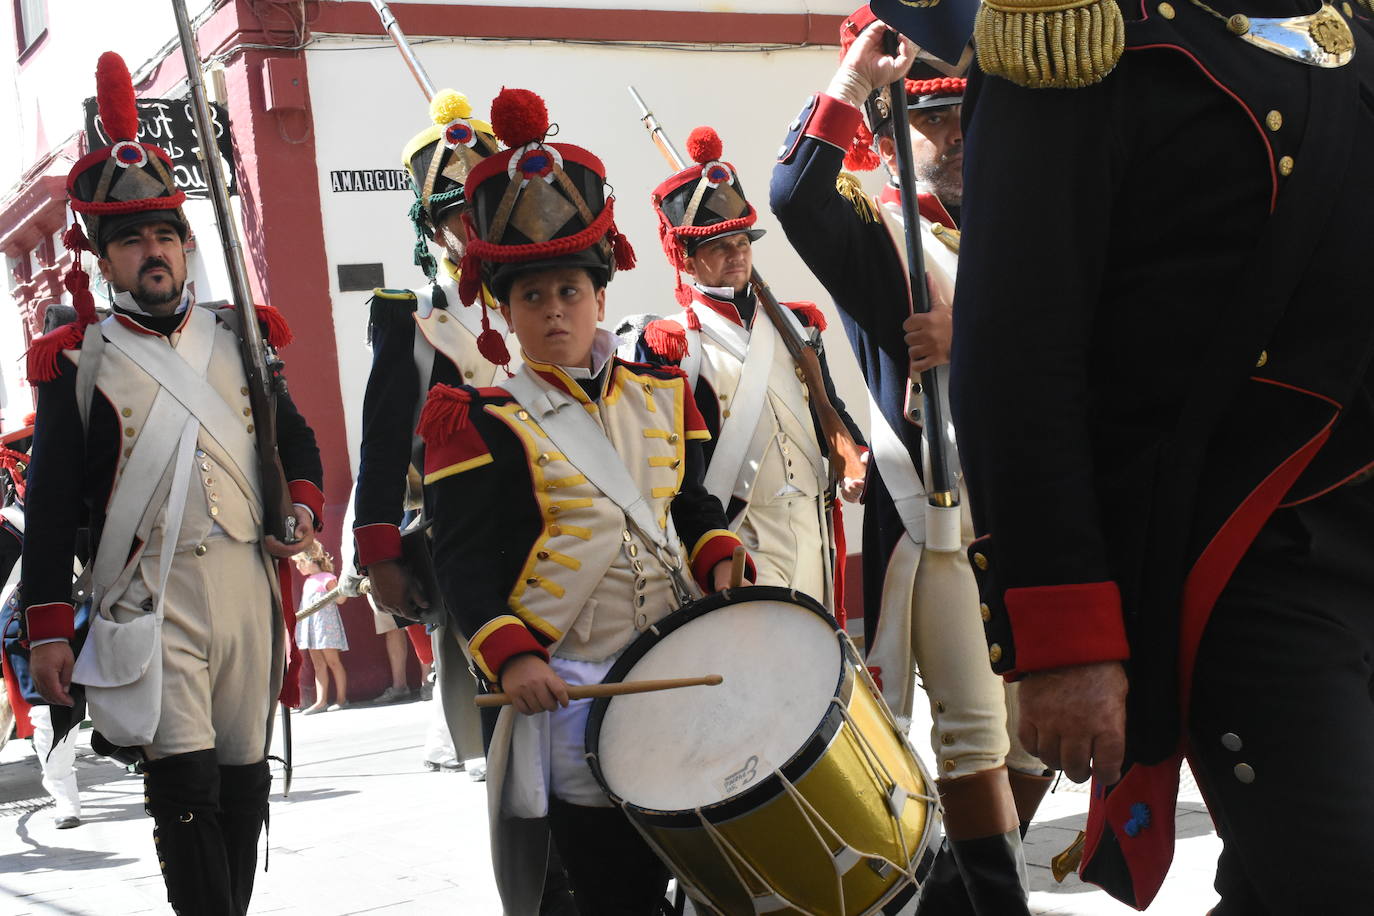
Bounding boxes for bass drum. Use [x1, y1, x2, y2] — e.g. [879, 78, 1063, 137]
[586, 586, 938, 915]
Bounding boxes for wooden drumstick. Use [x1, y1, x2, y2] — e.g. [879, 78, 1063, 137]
[475, 674, 723, 708]
[729, 545, 747, 589]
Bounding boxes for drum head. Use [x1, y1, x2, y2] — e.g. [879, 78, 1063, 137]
[588, 587, 842, 813]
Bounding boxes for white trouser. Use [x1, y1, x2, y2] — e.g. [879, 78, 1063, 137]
[29, 706, 80, 819]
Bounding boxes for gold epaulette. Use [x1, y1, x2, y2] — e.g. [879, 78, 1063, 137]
[835, 172, 880, 224]
[975, 0, 1125, 88]
[372, 288, 418, 301]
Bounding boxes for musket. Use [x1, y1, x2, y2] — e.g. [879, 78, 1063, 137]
[627, 87, 867, 491]
[171, 0, 300, 792]
[370, 1, 436, 100]
[171, 1, 298, 546]
[876, 30, 961, 548]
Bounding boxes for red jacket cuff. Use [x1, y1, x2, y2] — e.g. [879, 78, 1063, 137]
[26, 602, 75, 643]
[1003, 581, 1130, 677]
[470, 616, 548, 682]
[353, 523, 402, 567]
[807, 94, 863, 150]
[688, 529, 754, 591]
[289, 479, 325, 530]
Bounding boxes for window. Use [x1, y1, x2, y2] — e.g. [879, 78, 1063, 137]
[14, 0, 46, 57]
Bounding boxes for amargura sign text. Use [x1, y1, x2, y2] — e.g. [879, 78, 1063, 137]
[83, 97, 238, 199]
[329, 170, 411, 193]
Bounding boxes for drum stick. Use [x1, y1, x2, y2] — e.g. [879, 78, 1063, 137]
[729, 545, 747, 589]
[475, 674, 723, 708]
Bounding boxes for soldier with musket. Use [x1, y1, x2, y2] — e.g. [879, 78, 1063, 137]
[893, 0, 1372, 906]
[20, 52, 323, 915]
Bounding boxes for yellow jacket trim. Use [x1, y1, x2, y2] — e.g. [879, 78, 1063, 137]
[423, 452, 493, 485]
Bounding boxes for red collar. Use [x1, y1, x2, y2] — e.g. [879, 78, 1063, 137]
[689, 287, 748, 328]
[877, 185, 958, 229]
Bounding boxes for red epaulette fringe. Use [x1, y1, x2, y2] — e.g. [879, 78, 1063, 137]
[643, 319, 689, 362]
[25, 323, 86, 384]
[255, 304, 294, 348]
[416, 384, 473, 443]
[789, 301, 828, 332]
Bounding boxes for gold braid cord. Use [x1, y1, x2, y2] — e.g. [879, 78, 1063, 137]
[835, 172, 880, 224]
[975, 0, 1126, 88]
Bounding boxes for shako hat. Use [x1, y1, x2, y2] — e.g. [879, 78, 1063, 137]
[458, 87, 636, 366]
[28, 51, 179, 383]
[651, 126, 765, 306]
[402, 89, 501, 279]
[67, 52, 188, 254]
[837, 7, 967, 172]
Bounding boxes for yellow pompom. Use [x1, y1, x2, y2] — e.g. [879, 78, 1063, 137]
[430, 89, 473, 126]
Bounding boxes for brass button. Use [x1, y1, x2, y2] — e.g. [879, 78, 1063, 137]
[209, 493, 219, 502]
[525, 576, 539, 586]
[1343, 1, 1352, 14]
[437, 313, 449, 323]
[642, 382, 654, 394]
[548, 505, 561, 515]
[537, 453, 550, 466]
[465, 370, 474, 379]
[246, 423, 254, 433]
[935, 701, 946, 714]
[242, 407, 251, 417]
[201, 462, 211, 471]
[125, 427, 137, 437]
[668, 433, 680, 444]
[1256, 350, 1268, 368]
[1278, 155, 1294, 177]
[623, 530, 633, 542]
[209, 506, 220, 517]
[1227, 12, 1250, 33]
[196, 449, 206, 458]
[241, 387, 249, 396]
[1221, 732, 1243, 752]
[635, 595, 646, 607]
[632, 560, 644, 574]
[205, 478, 215, 486]
[537, 550, 550, 560]
[671, 459, 682, 469]
[1157, 1, 1175, 16]
[942, 760, 956, 772]
[124, 447, 133, 457]
[517, 410, 530, 421]
[1265, 110, 1282, 132]
[1233, 763, 1255, 784]
[941, 733, 955, 746]
[637, 613, 648, 627]
[723, 409, 731, 418]
[988, 643, 1003, 664]
[121, 407, 133, 418]
[979, 603, 991, 622]
[973, 552, 988, 570]
[635, 578, 648, 591]
[548, 525, 562, 536]
[194, 544, 207, 556]
[719, 393, 728, 401]
[628, 544, 638, 557]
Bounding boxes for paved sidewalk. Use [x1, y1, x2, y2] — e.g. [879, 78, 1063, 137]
[1, 699, 1219, 915]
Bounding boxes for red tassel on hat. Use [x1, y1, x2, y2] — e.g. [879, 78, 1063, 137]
[95, 52, 140, 142]
[845, 122, 881, 172]
[685, 127, 723, 165]
[416, 384, 473, 444]
[611, 225, 636, 271]
[476, 306, 511, 368]
[643, 319, 688, 362]
[254, 304, 294, 349]
[490, 87, 550, 148]
[64, 265, 97, 327]
[62, 224, 91, 254]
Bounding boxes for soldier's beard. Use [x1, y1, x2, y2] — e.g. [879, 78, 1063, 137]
[917, 156, 963, 207]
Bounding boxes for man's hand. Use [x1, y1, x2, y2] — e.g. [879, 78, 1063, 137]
[1018, 661, 1128, 785]
[839, 450, 869, 503]
[265, 505, 316, 558]
[905, 277, 953, 376]
[31, 641, 75, 706]
[709, 556, 752, 593]
[827, 23, 916, 108]
[499, 654, 569, 716]
[367, 559, 430, 621]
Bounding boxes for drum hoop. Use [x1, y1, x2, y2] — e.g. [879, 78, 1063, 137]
[585, 586, 852, 824]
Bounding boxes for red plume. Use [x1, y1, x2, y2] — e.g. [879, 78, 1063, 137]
[416, 384, 472, 444]
[844, 123, 881, 172]
[685, 127, 723, 165]
[490, 88, 549, 148]
[644, 319, 688, 362]
[95, 52, 140, 142]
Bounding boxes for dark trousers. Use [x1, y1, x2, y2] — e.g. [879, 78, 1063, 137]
[546, 795, 670, 916]
[1189, 477, 1374, 915]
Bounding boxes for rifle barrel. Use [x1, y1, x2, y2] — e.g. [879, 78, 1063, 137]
[369, 0, 436, 100]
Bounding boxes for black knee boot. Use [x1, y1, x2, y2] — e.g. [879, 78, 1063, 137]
[219, 760, 271, 915]
[143, 750, 235, 916]
[916, 766, 1030, 916]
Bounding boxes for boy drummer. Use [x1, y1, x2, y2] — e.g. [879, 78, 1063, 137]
[418, 87, 752, 915]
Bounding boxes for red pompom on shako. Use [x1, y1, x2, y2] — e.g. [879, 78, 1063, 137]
[490, 88, 550, 148]
[685, 127, 724, 165]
